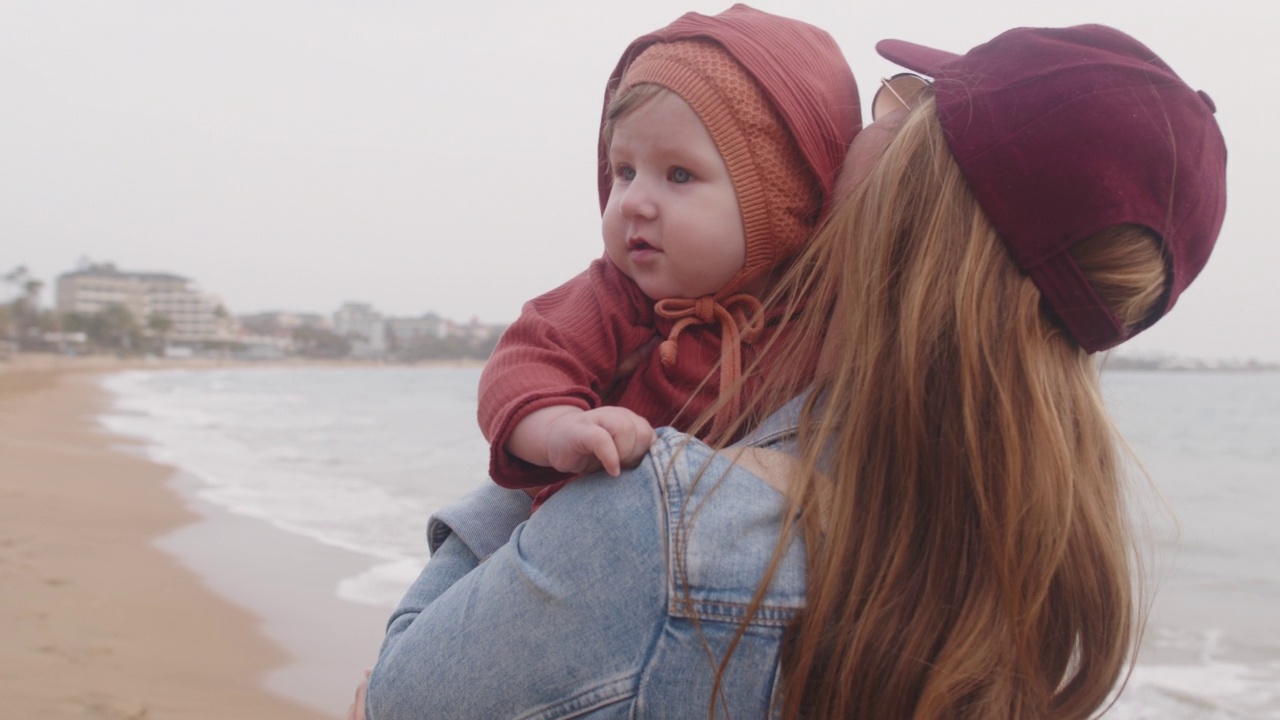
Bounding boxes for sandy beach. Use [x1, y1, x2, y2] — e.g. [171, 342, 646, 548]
[0, 356, 374, 719]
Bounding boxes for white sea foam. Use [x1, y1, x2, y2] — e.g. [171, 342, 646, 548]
[336, 557, 430, 608]
[99, 366, 488, 608]
[1109, 660, 1280, 719]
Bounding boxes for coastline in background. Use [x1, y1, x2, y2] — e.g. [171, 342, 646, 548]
[0, 363, 334, 719]
[3, 355, 1276, 717]
[94, 363, 1280, 718]
[98, 365, 491, 610]
[1101, 370, 1280, 718]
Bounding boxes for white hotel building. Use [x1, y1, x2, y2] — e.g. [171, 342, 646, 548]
[56, 263, 234, 343]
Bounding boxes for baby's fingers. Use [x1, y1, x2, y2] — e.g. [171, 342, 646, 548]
[594, 414, 655, 471]
[581, 426, 623, 476]
[615, 424, 656, 469]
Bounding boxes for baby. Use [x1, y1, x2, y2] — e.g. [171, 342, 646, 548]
[476, 5, 860, 505]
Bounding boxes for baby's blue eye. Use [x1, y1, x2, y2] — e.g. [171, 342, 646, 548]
[670, 167, 692, 183]
[617, 166, 636, 181]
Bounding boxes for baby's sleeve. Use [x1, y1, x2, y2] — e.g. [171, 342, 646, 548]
[477, 257, 655, 489]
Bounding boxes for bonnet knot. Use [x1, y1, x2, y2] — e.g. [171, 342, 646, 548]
[653, 293, 765, 435]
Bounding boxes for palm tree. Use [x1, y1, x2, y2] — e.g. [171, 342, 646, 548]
[3, 266, 44, 348]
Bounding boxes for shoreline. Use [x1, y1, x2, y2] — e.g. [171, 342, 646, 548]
[154, 466, 390, 716]
[0, 361, 382, 718]
[6, 354, 1277, 716]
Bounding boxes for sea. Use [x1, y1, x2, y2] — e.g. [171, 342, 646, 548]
[97, 365, 1280, 719]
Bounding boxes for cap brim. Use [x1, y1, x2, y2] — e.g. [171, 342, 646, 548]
[876, 39, 961, 76]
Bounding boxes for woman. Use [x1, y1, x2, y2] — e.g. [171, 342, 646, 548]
[355, 23, 1227, 720]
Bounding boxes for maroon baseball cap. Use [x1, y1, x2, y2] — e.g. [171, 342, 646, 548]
[877, 25, 1227, 352]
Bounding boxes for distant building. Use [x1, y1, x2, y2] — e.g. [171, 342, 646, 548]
[234, 311, 332, 359]
[333, 301, 386, 358]
[238, 310, 330, 334]
[56, 262, 234, 343]
[235, 336, 289, 360]
[386, 313, 444, 346]
[443, 315, 506, 343]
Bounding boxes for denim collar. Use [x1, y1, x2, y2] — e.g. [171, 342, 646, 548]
[733, 390, 810, 451]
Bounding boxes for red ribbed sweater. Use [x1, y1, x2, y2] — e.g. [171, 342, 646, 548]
[478, 257, 784, 489]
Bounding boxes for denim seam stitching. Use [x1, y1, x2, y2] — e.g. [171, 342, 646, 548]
[669, 597, 799, 626]
[513, 670, 638, 720]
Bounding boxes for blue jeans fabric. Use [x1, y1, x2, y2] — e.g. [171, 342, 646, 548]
[367, 398, 806, 719]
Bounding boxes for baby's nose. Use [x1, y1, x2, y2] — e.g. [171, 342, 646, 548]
[619, 180, 658, 219]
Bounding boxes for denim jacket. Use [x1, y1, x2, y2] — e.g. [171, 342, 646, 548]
[366, 397, 806, 719]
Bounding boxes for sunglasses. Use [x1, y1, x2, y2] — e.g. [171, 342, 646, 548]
[872, 73, 932, 121]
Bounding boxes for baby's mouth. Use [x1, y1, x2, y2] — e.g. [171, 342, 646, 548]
[628, 238, 656, 252]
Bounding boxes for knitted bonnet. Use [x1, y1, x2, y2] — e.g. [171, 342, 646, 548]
[616, 39, 818, 298]
[599, 4, 861, 299]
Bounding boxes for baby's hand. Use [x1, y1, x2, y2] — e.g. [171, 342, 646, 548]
[545, 406, 656, 477]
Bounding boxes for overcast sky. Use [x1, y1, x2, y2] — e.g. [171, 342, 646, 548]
[3, 1, 1275, 362]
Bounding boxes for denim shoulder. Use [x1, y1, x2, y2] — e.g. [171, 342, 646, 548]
[649, 428, 807, 625]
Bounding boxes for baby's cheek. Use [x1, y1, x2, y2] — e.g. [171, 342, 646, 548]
[601, 214, 630, 268]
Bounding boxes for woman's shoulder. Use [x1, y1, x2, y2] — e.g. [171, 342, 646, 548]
[511, 427, 803, 717]
[648, 427, 807, 619]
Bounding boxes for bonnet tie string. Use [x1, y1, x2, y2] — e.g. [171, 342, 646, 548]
[653, 293, 764, 436]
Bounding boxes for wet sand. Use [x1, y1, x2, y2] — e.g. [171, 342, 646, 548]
[0, 356, 381, 718]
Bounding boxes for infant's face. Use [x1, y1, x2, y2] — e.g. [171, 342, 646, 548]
[602, 90, 745, 300]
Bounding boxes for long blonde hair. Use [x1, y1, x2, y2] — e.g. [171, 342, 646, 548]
[723, 97, 1168, 719]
